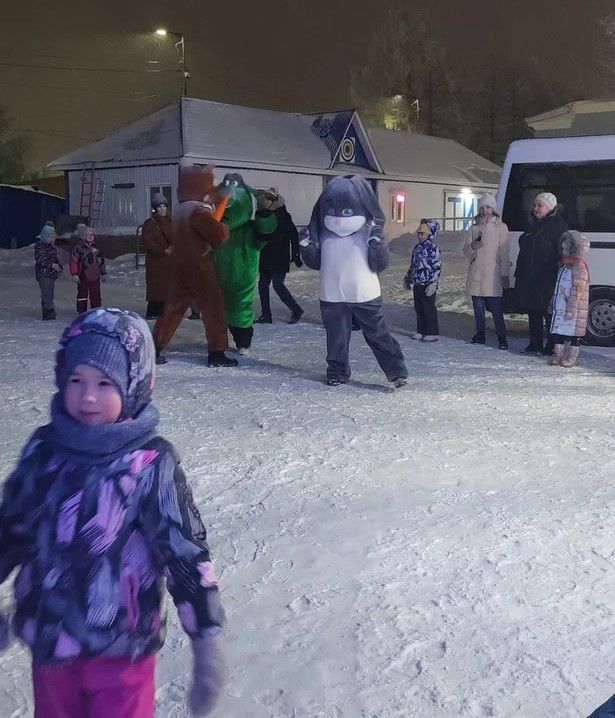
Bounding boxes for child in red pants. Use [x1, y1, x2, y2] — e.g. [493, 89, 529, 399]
[70, 224, 106, 314]
[0, 309, 225, 717]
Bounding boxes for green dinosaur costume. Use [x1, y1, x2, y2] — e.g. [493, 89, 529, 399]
[214, 173, 276, 349]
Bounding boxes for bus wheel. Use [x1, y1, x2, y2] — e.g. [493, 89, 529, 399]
[586, 287, 615, 346]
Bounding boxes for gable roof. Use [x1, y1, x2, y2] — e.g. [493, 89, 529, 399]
[367, 128, 501, 185]
[48, 97, 499, 186]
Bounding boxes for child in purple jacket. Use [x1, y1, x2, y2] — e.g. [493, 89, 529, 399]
[0, 308, 225, 717]
[34, 224, 62, 320]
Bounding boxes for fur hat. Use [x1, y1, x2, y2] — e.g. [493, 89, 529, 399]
[560, 230, 589, 258]
[151, 193, 168, 209]
[56, 308, 156, 420]
[535, 192, 557, 212]
[478, 193, 498, 213]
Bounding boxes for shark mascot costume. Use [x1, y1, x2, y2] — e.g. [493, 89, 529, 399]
[300, 175, 408, 387]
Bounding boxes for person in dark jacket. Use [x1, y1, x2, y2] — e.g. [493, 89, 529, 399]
[256, 188, 304, 324]
[34, 224, 62, 320]
[142, 193, 173, 319]
[514, 192, 568, 354]
[0, 309, 225, 717]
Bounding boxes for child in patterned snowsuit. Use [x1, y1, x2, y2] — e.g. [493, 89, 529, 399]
[34, 224, 62, 320]
[404, 220, 442, 342]
[548, 230, 590, 368]
[70, 225, 106, 314]
[0, 309, 225, 717]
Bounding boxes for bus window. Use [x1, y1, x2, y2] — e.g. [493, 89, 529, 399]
[502, 161, 615, 233]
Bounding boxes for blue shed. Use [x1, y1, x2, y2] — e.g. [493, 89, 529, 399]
[0, 185, 66, 249]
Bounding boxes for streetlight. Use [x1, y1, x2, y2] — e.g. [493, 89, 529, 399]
[155, 28, 189, 97]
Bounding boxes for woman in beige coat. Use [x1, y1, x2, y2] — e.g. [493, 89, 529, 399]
[463, 193, 510, 349]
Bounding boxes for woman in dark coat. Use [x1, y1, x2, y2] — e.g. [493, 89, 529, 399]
[256, 188, 304, 324]
[514, 192, 568, 354]
[142, 193, 174, 319]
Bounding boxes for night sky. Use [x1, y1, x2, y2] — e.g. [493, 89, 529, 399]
[2, 0, 610, 172]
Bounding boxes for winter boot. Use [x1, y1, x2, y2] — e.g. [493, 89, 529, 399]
[155, 350, 167, 365]
[540, 340, 555, 356]
[188, 311, 201, 320]
[256, 315, 272, 324]
[326, 377, 343, 386]
[560, 345, 580, 368]
[522, 343, 542, 354]
[469, 331, 486, 344]
[49, 308, 57, 320]
[207, 351, 238, 368]
[411, 333, 423, 341]
[392, 377, 408, 389]
[548, 344, 564, 366]
[422, 335, 439, 342]
[497, 335, 508, 350]
[289, 308, 304, 325]
[41, 309, 51, 320]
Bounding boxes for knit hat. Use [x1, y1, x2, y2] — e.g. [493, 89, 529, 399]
[478, 193, 498, 213]
[36, 225, 56, 242]
[56, 308, 156, 420]
[535, 192, 557, 212]
[76, 223, 93, 240]
[151, 193, 168, 209]
[417, 219, 440, 240]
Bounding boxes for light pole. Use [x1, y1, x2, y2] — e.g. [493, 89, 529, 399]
[155, 28, 189, 97]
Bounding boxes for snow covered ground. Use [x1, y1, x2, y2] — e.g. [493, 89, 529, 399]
[0, 240, 614, 717]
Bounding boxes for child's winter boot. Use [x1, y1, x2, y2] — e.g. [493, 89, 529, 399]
[469, 331, 485, 344]
[548, 344, 564, 365]
[560, 345, 580, 368]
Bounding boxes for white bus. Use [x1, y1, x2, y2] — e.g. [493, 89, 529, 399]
[497, 136, 615, 346]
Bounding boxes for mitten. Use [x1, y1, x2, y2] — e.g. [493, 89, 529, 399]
[298, 227, 311, 247]
[425, 282, 438, 297]
[188, 632, 226, 717]
[71, 275, 79, 283]
[403, 272, 412, 290]
[367, 222, 385, 246]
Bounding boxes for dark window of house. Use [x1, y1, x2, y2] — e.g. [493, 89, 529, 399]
[503, 161, 615, 233]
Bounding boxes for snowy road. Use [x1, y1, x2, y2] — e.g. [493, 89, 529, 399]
[0, 242, 614, 717]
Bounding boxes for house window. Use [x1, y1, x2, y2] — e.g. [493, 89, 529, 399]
[391, 192, 406, 223]
[148, 185, 173, 214]
[444, 189, 477, 231]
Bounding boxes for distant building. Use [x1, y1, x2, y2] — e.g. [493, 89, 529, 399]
[526, 99, 615, 138]
[48, 98, 500, 240]
[0, 185, 65, 249]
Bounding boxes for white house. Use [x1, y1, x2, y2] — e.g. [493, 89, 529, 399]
[526, 99, 615, 138]
[49, 98, 500, 239]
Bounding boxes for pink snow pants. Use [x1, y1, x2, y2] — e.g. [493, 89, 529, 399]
[32, 654, 156, 718]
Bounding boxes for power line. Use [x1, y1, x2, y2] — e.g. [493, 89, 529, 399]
[0, 61, 174, 74]
[9, 127, 98, 139]
[0, 78, 161, 98]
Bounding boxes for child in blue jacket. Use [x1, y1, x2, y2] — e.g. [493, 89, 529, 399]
[404, 219, 442, 342]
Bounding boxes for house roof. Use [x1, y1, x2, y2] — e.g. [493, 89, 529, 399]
[367, 128, 501, 186]
[526, 99, 615, 137]
[49, 97, 499, 186]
